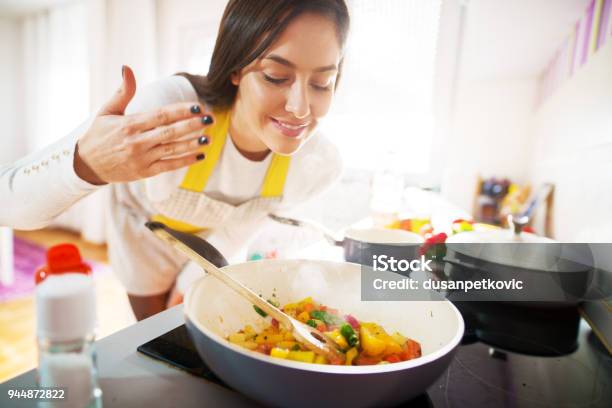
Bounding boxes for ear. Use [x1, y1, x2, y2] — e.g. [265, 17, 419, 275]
[230, 71, 241, 86]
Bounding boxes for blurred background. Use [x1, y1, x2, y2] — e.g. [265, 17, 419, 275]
[1, 0, 611, 381]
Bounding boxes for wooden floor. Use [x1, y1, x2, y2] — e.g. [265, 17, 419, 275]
[0, 228, 135, 383]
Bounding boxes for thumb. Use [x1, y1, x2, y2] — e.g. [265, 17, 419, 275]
[98, 65, 137, 116]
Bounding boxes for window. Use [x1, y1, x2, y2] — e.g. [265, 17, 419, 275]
[321, 0, 441, 173]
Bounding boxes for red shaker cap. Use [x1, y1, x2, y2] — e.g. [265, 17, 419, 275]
[35, 243, 92, 285]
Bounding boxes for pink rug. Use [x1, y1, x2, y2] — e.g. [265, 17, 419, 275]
[0, 237, 110, 303]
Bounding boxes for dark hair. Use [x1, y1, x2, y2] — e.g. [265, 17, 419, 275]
[178, 0, 350, 109]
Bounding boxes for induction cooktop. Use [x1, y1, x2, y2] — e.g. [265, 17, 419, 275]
[138, 304, 611, 407]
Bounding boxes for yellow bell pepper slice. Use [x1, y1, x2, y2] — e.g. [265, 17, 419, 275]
[297, 311, 310, 323]
[345, 347, 358, 365]
[287, 351, 315, 363]
[270, 347, 290, 359]
[314, 355, 328, 365]
[360, 323, 388, 356]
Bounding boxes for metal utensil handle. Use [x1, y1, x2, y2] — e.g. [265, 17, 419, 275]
[268, 213, 343, 246]
[145, 222, 292, 327]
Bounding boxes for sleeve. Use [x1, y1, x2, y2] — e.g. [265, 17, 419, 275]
[0, 118, 102, 230]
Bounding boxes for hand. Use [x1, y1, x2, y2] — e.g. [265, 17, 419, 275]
[74, 65, 214, 185]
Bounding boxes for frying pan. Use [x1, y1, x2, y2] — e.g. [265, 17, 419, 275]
[146, 222, 464, 408]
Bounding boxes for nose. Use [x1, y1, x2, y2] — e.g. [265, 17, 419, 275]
[285, 81, 310, 120]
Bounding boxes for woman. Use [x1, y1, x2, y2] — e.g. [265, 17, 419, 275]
[111, 0, 350, 320]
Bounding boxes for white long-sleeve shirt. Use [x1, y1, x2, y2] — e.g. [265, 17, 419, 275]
[0, 118, 100, 229]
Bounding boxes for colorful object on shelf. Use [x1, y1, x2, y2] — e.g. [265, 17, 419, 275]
[475, 177, 513, 225]
[521, 226, 536, 234]
[537, 0, 611, 105]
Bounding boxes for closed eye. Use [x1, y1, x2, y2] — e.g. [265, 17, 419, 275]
[311, 83, 332, 91]
[263, 74, 287, 84]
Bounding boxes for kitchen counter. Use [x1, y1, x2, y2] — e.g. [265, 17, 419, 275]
[2, 301, 610, 408]
[0, 305, 259, 408]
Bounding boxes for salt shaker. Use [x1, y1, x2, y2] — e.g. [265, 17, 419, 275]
[35, 244, 102, 408]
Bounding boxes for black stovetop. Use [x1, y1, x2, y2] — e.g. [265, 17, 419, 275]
[138, 303, 612, 407]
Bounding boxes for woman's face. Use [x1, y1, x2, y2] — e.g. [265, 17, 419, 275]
[231, 12, 342, 156]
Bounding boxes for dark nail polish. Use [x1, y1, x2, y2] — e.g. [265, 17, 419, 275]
[198, 136, 209, 145]
[201, 115, 213, 125]
[196, 153, 205, 161]
[190, 105, 201, 114]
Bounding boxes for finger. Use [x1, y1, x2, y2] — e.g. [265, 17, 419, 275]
[146, 153, 205, 177]
[147, 131, 210, 161]
[133, 115, 209, 147]
[125, 102, 213, 133]
[99, 65, 137, 116]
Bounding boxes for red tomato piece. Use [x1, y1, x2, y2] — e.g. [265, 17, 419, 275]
[384, 354, 402, 363]
[354, 355, 382, 366]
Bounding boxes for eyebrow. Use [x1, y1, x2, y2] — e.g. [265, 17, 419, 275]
[264, 54, 338, 73]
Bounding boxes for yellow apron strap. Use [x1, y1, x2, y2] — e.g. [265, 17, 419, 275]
[261, 154, 291, 198]
[152, 108, 291, 232]
[180, 109, 231, 192]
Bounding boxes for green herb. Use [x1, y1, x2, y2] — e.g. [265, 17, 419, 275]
[340, 324, 359, 347]
[291, 344, 301, 351]
[253, 298, 280, 318]
[310, 310, 343, 325]
[306, 319, 317, 328]
[253, 305, 267, 317]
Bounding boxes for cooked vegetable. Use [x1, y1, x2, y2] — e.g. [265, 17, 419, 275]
[253, 305, 267, 317]
[287, 351, 315, 363]
[345, 347, 358, 365]
[325, 329, 349, 350]
[229, 297, 422, 366]
[252, 298, 281, 317]
[340, 324, 359, 347]
[310, 310, 343, 326]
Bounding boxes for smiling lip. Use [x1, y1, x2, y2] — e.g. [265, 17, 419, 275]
[270, 117, 310, 138]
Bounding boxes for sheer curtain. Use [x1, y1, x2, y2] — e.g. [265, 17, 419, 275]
[21, 1, 89, 153]
[17, 0, 158, 243]
[320, 0, 442, 174]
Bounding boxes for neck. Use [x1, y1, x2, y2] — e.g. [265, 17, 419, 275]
[229, 106, 270, 162]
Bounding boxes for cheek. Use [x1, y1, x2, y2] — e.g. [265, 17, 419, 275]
[245, 80, 283, 119]
[311, 92, 334, 119]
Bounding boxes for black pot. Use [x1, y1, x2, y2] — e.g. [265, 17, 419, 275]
[443, 230, 594, 307]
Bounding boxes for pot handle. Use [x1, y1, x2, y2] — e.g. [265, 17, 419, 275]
[145, 222, 229, 268]
[268, 213, 344, 246]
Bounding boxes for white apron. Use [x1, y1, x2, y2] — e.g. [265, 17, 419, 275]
[106, 109, 291, 295]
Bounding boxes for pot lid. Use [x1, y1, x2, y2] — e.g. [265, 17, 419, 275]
[344, 228, 424, 245]
[446, 230, 555, 244]
[446, 230, 591, 272]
